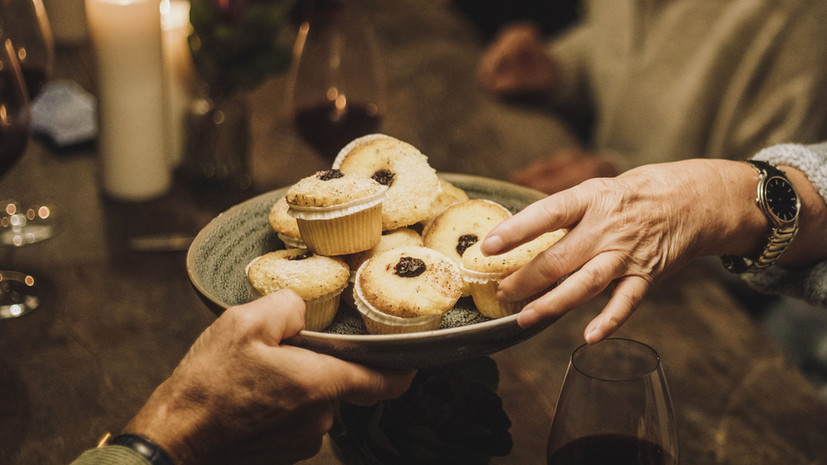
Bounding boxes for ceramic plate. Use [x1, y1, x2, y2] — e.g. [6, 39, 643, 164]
[186, 173, 549, 368]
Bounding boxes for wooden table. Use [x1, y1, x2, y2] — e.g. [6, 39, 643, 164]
[2, 1, 825, 464]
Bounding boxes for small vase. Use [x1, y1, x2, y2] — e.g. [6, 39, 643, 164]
[180, 91, 251, 191]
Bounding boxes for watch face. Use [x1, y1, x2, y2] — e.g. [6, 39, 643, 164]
[766, 176, 799, 222]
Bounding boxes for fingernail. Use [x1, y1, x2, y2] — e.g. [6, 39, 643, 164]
[481, 235, 503, 256]
[585, 326, 601, 344]
[585, 318, 604, 344]
[517, 307, 537, 328]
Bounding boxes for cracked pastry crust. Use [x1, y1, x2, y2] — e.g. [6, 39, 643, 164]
[357, 246, 462, 318]
[336, 134, 441, 230]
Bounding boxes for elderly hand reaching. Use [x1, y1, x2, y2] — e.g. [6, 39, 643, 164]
[481, 159, 780, 343]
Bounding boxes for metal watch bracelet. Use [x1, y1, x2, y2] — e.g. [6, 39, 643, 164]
[722, 222, 798, 273]
[721, 160, 800, 273]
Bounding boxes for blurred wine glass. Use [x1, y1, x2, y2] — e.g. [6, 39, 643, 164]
[0, 27, 30, 173]
[0, 28, 41, 318]
[1, 0, 54, 99]
[0, 0, 57, 247]
[546, 338, 679, 465]
[288, 0, 385, 162]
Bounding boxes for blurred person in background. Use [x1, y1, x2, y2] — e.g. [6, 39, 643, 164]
[478, 0, 827, 195]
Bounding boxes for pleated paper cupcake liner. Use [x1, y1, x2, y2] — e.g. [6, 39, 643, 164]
[352, 261, 443, 334]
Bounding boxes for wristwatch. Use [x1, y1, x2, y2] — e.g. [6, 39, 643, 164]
[722, 160, 800, 273]
[99, 433, 177, 465]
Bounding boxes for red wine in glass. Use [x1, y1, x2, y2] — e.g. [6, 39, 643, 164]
[0, 116, 31, 175]
[546, 339, 679, 465]
[20, 63, 47, 100]
[2, 0, 54, 99]
[288, 2, 386, 162]
[1, 0, 57, 248]
[547, 434, 673, 465]
[294, 100, 382, 161]
[0, 39, 32, 176]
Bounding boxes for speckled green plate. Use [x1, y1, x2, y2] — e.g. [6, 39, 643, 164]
[187, 173, 549, 368]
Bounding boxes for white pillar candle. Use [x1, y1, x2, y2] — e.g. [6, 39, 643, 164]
[161, 0, 195, 167]
[86, 0, 171, 201]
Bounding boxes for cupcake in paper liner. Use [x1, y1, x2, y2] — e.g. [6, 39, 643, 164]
[334, 133, 442, 230]
[332, 133, 397, 169]
[341, 227, 423, 309]
[353, 246, 462, 334]
[268, 196, 306, 249]
[423, 199, 512, 296]
[421, 178, 470, 227]
[286, 169, 386, 256]
[461, 229, 566, 319]
[246, 249, 350, 331]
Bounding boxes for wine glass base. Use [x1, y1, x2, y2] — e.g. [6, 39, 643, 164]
[0, 224, 56, 246]
[0, 200, 57, 246]
[0, 270, 41, 319]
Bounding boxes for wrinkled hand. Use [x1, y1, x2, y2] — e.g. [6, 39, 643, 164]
[482, 159, 763, 343]
[125, 290, 415, 465]
[510, 148, 620, 194]
[477, 21, 560, 96]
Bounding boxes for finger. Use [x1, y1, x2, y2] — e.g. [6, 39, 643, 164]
[232, 289, 307, 346]
[482, 187, 587, 256]
[583, 276, 649, 344]
[495, 222, 600, 301]
[511, 160, 577, 195]
[510, 158, 560, 185]
[330, 362, 416, 406]
[517, 178, 557, 195]
[515, 251, 626, 327]
[496, 240, 570, 302]
[510, 150, 587, 186]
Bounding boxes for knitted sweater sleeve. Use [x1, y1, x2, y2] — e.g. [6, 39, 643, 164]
[742, 142, 827, 306]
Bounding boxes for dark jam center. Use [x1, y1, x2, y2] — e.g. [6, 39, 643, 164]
[288, 250, 314, 260]
[317, 169, 345, 181]
[456, 234, 479, 256]
[395, 256, 426, 277]
[372, 169, 395, 186]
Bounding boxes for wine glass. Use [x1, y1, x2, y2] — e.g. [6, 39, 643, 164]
[1, 0, 54, 99]
[0, 0, 57, 247]
[0, 29, 41, 318]
[288, 0, 385, 162]
[546, 338, 679, 465]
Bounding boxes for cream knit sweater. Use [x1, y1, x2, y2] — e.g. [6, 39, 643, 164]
[548, 0, 827, 170]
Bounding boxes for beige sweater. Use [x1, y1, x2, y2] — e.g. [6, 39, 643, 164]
[549, 0, 827, 169]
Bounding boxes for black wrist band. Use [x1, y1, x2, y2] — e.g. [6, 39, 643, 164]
[106, 434, 177, 465]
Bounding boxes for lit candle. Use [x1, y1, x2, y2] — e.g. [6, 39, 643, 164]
[161, 0, 195, 167]
[86, 0, 171, 201]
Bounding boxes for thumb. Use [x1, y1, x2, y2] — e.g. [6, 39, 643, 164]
[241, 289, 307, 345]
[335, 364, 416, 406]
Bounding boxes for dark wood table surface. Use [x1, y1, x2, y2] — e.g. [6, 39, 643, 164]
[2, 1, 826, 464]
